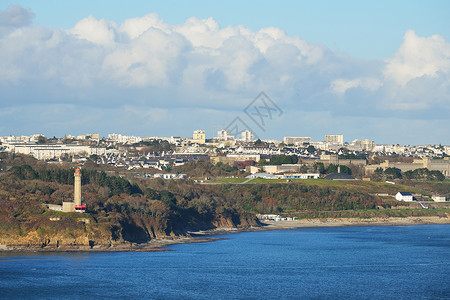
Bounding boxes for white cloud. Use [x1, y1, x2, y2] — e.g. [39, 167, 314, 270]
[0, 7, 449, 144]
[331, 77, 382, 94]
[70, 15, 117, 46]
[119, 13, 169, 39]
[384, 30, 450, 86]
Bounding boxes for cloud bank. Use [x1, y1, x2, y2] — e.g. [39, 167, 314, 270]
[0, 6, 449, 144]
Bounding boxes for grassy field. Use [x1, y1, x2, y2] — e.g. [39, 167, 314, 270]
[209, 177, 248, 183]
[280, 208, 450, 219]
[240, 178, 427, 195]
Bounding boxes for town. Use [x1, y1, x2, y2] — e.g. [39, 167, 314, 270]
[1, 130, 448, 204]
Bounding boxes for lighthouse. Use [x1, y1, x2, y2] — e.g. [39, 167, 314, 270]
[62, 167, 86, 212]
[73, 168, 86, 212]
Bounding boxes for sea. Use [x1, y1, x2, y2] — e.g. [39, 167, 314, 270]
[1, 225, 449, 300]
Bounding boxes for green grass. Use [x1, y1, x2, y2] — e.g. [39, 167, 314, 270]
[242, 178, 425, 195]
[209, 177, 248, 183]
[245, 178, 288, 184]
[282, 208, 450, 219]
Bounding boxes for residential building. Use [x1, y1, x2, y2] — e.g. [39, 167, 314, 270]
[192, 130, 206, 144]
[5, 143, 106, 160]
[283, 136, 311, 145]
[396, 192, 414, 201]
[241, 130, 254, 142]
[281, 173, 320, 179]
[153, 173, 187, 179]
[217, 130, 233, 141]
[325, 134, 344, 145]
[432, 195, 447, 202]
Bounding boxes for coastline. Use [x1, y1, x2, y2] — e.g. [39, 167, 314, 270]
[1, 215, 449, 254]
[255, 215, 450, 230]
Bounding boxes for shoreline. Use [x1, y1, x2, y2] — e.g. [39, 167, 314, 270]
[1, 216, 449, 254]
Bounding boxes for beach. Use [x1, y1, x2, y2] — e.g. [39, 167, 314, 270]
[1, 215, 449, 253]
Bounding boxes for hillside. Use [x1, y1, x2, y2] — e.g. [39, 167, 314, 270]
[0, 154, 449, 249]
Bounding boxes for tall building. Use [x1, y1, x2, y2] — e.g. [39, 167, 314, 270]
[241, 130, 253, 142]
[352, 139, 375, 151]
[283, 136, 311, 145]
[217, 130, 233, 141]
[325, 134, 344, 145]
[192, 130, 206, 144]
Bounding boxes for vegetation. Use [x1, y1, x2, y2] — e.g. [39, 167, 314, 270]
[132, 139, 175, 153]
[326, 164, 352, 175]
[268, 155, 299, 165]
[374, 167, 444, 181]
[0, 158, 257, 246]
[10, 165, 143, 196]
[0, 154, 448, 248]
[172, 159, 241, 178]
[338, 153, 367, 160]
[404, 168, 445, 181]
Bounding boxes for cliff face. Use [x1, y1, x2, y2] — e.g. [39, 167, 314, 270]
[0, 163, 262, 248]
[0, 210, 261, 248]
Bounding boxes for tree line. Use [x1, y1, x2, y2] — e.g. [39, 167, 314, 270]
[374, 167, 445, 181]
[10, 165, 142, 196]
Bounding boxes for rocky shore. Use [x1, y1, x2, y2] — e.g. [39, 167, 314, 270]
[2, 215, 449, 253]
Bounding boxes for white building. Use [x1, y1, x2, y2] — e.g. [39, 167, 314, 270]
[192, 130, 206, 144]
[351, 139, 375, 151]
[153, 173, 187, 179]
[241, 130, 253, 142]
[283, 137, 311, 145]
[281, 173, 320, 179]
[108, 133, 142, 144]
[6, 143, 106, 160]
[325, 134, 344, 145]
[217, 130, 233, 141]
[395, 192, 414, 201]
[432, 195, 447, 202]
[77, 133, 100, 141]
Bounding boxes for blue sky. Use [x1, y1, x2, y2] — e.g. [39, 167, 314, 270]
[4, 0, 450, 59]
[0, 1, 449, 144]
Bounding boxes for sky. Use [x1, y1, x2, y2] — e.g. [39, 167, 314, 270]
[0, 0, 449, 144]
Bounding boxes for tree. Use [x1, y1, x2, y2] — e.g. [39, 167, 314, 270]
[269, 155, 298, 165]
[36, 136, 48, 144]
[306, 145, 316, 153]
[384, 167, 402, 179]
[258, 159, 268, 166]
[326, 164, 351, 175]
[374, 167, 384, 176]
[145, 188, 161, 200]
[254, 139, 264, 146]
[404, 168, 444, 181]
[313, 162, 325, 174]
[429, 170, 445, 181]
[300, 165, 309, 173]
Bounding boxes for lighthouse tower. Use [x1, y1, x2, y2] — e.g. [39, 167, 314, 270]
[74, 168, 81, 206]
[73, 168, 86, 212]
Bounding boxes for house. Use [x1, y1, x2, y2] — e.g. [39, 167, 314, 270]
[154, 173, 187, 179]
[395, 192, 414, 201]
[432, 195, 447, 202]
[281, 173, 320, 179]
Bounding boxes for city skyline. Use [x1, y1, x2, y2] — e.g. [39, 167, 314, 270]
[0, 1, 449, 144]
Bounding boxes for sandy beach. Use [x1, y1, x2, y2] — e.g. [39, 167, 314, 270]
[1, 215, 449, 253]
[257, 215, 450, 230]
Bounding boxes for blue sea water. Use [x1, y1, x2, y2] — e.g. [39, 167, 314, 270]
[1, 225, 449, 299]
